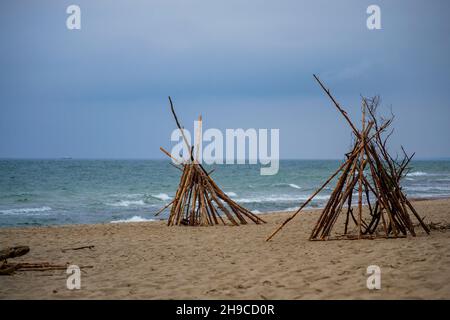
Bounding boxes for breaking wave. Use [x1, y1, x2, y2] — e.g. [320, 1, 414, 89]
[151, 193, 171, 201]
[111, 216, 155, 223]
[107, 200, 146, 207]
[235, 194, 330, 204]
[405, 186, 450, 192]
[273, 183, 302, 189]
[407, 171, 428, 177]
[110, 216, 155, 223]
[0, 206, 52, 215]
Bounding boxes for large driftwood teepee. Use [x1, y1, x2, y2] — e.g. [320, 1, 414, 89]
[156, 97, 266, 226]
[267, 75, 430, 241]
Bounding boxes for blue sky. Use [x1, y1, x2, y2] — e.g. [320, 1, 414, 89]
[1, 0, 449, 159]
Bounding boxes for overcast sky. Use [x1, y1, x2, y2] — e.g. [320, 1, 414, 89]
[1, 0, 449, 159]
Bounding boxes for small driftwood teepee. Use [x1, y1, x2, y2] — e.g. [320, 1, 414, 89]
[155, 97, 265, 226]
[267, 75, 430, 241]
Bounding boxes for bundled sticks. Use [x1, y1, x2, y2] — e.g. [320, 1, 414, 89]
[267, 75, 430, 241]
[155, 97, 265, 226]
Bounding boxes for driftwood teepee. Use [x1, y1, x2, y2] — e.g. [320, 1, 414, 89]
[267, 75, 430, 241]
[155, 97, 266, 226]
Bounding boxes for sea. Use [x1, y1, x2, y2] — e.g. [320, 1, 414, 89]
[1, 159, 450, 228]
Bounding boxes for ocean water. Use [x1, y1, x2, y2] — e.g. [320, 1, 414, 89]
[1, 159, 450, 227]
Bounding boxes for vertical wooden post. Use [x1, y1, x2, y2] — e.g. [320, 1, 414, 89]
[195, 115, 202, 162]
[358, 99, 366, 238]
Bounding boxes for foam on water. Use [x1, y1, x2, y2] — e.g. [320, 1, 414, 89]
[151, 193, 171, 201]
[272, 183, 302, 189]
[0, 206, 52, 215]
[107, 200, 145, 207]
[235, 194, 330, 204]
[405, 186, 450, 192]
[110, 216, 155, 223]
[407, 171, 428, 177]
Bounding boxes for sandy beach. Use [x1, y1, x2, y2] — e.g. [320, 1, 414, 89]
[1, 198, 449, 299]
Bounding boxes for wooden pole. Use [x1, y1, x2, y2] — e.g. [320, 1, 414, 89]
[168, 96, 193, 160]
[358, 100, 366, 238]
[195, 115, 202, 162]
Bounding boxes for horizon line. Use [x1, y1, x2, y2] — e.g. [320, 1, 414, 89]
[1, 157, 450, 161]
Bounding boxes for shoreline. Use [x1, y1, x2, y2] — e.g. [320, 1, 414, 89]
[1, 197, 449, 299]
[1, 195, 449, 231]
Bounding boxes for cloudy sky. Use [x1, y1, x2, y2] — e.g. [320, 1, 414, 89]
[1, 0, 449, 159]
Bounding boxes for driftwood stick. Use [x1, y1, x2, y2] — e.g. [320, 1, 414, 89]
[403, 197, 430, 234]
[312, 155, 352, 239]
[313, 74, 360, 138]
[61, 245, 94, 253]
[168, 96, 193, 160]
[1, 262, 94, 275]
[169, 162, 183, 172]
[160, 147, 184, 165]
[357, 101, 366, 238]
[154, 199, 175, 216]
[267, 158, 350, 241]
[195, 115, 202, 162]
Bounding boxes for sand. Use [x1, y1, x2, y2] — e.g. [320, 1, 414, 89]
[1, 198, 449, 299]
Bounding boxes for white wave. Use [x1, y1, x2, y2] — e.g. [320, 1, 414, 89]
[310, 195, 331, 200]
[235, 194, 330, 204]
[0, 206, 52, 215]
[408, 193, 450, 199]
[405, 186, 450, 192]
[110, 193, 143, 199]
[151, 193, 171, 201]
[407, 171, 428, 177]
[107, 200, 145, 207]
[273, 183, 301, 189]
[111, 216, 155, 223]
[225, 192, 237, 197]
